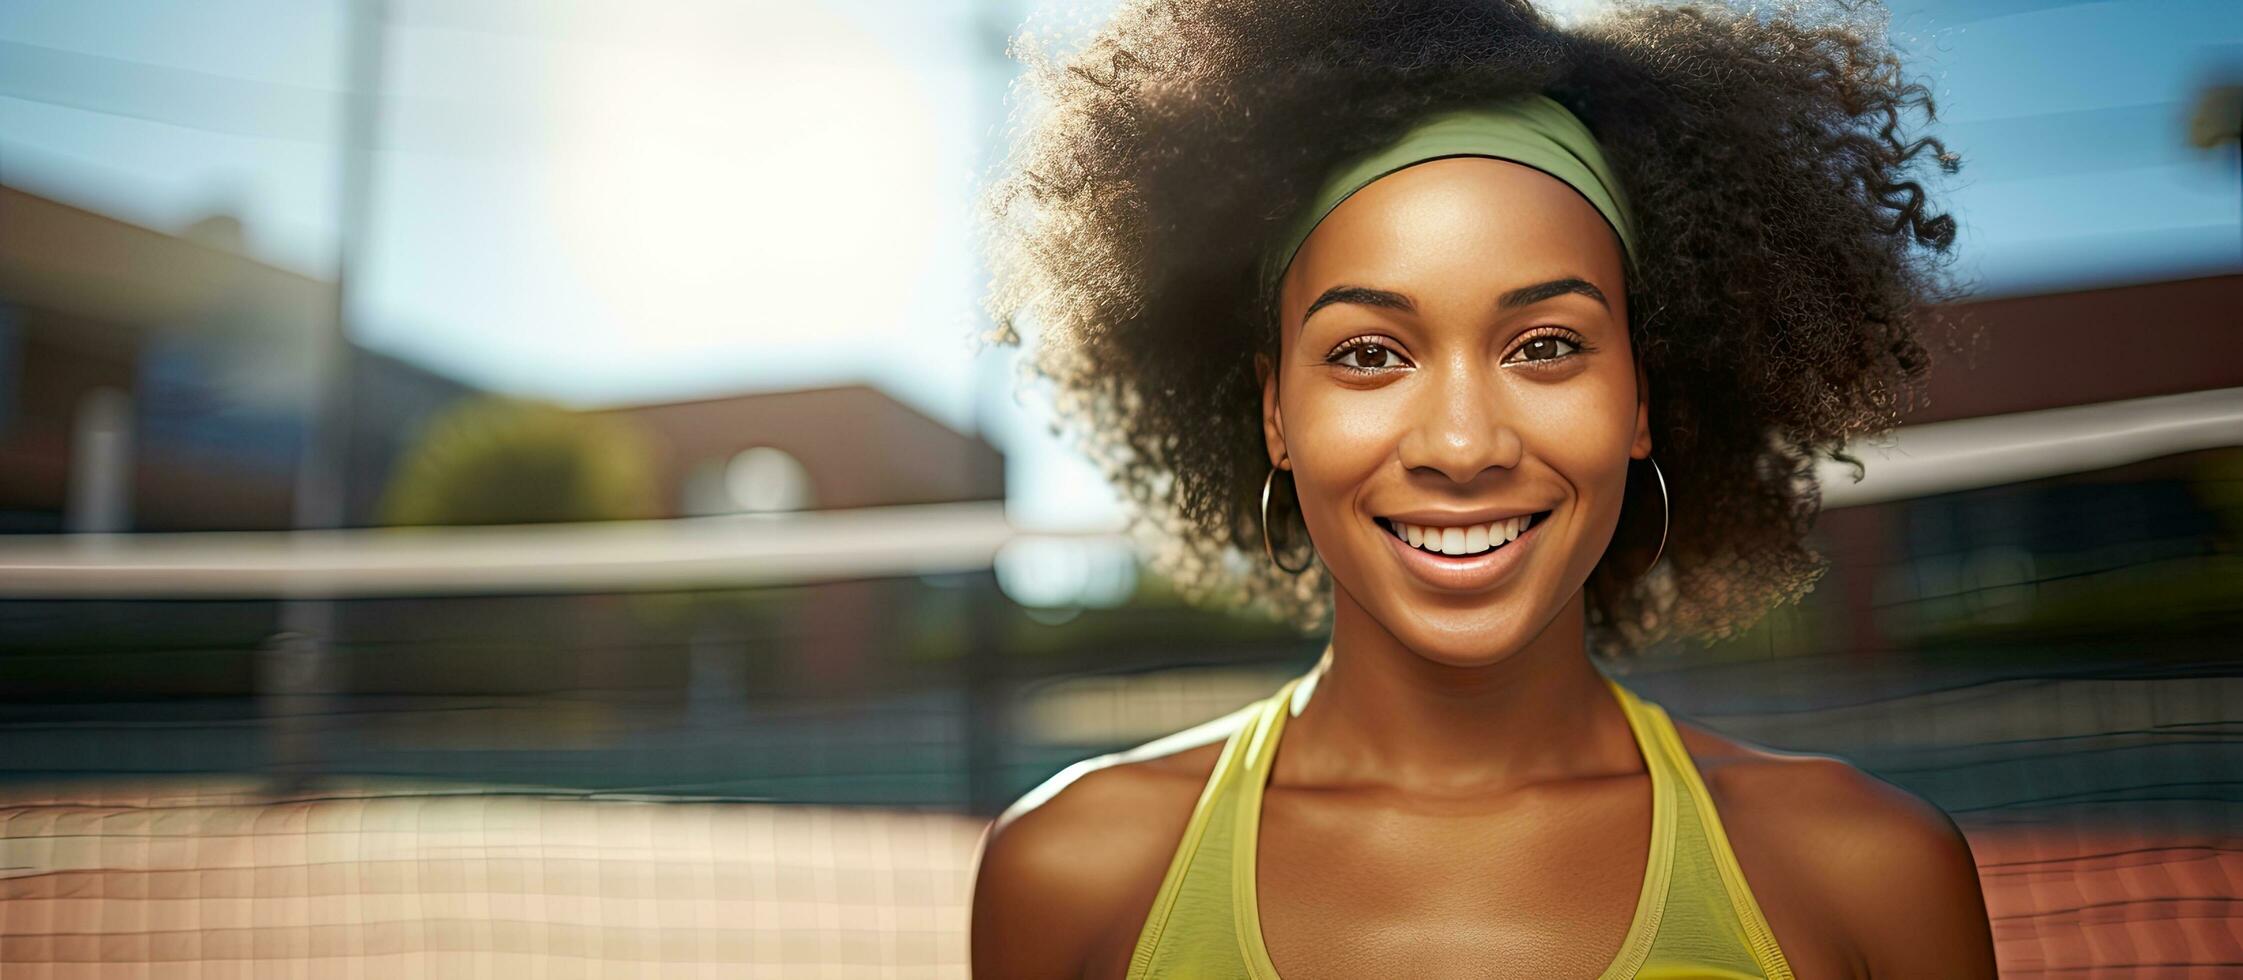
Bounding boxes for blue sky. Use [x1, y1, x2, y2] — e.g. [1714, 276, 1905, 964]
[2, 0, 2238, 527]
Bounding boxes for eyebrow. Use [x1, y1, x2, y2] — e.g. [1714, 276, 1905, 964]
[1301, 277, 1610, 323]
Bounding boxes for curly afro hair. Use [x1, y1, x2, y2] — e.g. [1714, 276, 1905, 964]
[975, 0, 1969, 660]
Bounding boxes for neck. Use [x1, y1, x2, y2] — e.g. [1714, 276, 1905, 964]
[1284, 586, 1637, 797]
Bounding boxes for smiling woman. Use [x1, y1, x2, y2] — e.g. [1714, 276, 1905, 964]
[970, 1, 1995, 978]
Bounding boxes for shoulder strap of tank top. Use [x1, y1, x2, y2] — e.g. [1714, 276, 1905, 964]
[1596, 674, 1679, 978]
[1230, 673, 1306, 980]
[1630, 684, 1796, 980]
[1124, 679, 1288, 980]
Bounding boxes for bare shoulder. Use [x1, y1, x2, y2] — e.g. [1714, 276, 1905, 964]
[968, 701, 1256, 980]
[1670, 717, 1999, 979]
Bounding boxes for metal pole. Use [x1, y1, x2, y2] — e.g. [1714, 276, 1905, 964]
[268, 0, 386, 795]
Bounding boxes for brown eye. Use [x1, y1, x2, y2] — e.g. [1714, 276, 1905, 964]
[1516, 335, 1581, 363]
[1351, 343, 1395, 368]
[1325, 337, 1409, 371]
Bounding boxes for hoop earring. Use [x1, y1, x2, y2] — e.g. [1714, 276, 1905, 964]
[1260, 464, 1314, 575]
[1642, 455, 1670, 574]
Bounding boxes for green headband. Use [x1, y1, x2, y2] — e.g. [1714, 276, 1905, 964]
[1259, 94, 1640, 299]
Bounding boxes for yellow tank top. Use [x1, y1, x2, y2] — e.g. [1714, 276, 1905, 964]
[1125, 668, 1796, 979]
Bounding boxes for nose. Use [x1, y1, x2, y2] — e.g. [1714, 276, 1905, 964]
[1396, 356, 1523, 483]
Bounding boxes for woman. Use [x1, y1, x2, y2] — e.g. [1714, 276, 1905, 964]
[969, 1, 1997, 977]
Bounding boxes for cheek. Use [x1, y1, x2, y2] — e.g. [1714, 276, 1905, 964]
[1277, 386, 1397, 508]
[1521, 384, 1636, 470]
[1525, 369, 1642, 551]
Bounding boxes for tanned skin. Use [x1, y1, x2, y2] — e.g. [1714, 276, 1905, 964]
[971, 159, 1998, 979]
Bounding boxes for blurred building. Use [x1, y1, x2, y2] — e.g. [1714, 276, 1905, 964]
[598, 384, 1005, 517]
[0, 183, 483, 534]
[1914, 272, 2242, 423]
[0, 182, 1007, 534]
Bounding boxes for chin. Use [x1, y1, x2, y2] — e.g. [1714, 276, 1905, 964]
[1386, 605, 1545, 669]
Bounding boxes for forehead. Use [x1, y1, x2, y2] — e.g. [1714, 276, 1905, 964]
[1280, 156, 1626, 325]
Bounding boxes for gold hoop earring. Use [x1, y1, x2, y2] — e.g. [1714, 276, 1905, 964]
[1260, 463, 1313, 575]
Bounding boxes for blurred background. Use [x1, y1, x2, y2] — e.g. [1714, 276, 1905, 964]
[0, 0, 2238, 976]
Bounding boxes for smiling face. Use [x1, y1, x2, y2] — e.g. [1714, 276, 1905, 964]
[1262, 156, 1651, 668]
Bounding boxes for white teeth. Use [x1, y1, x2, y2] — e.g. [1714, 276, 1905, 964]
[1389, 514, 1537, 557]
